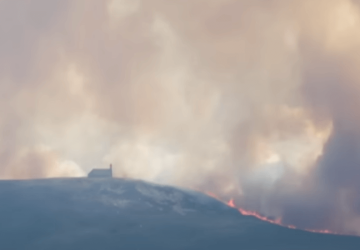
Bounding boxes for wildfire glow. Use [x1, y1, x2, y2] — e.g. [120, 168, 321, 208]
[224, 198, 339, 235]
[227, 199, 236, 208]
[237, 207, 282, 224]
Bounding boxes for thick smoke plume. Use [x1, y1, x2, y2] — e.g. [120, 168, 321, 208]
[2, 0, 360, 234]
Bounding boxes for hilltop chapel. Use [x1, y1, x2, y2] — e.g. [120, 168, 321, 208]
[88, 164, 113, 178]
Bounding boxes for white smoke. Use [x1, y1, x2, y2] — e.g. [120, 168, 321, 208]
[1, 0, 360, 234]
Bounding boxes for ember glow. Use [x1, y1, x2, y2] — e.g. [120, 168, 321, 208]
[226, 199, 339, 235]
[237, 207, 282, 225]
[227, 199, 281, 225]
[227, 199, 236, 208]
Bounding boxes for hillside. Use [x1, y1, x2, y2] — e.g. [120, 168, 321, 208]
[0, 178, 359, 250]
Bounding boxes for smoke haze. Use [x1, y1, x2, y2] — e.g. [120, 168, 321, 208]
[2, 0, 360, 234]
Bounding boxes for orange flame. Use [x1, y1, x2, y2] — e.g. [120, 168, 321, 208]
[225, 198, 339, 235]
[199, 191, 341, 235]
[237, 207, 282, 224]
[227, 199, 236, 208]
[206, 191, 220, 200]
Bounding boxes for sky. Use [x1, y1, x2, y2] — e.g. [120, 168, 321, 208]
[2, 0, 360, 235]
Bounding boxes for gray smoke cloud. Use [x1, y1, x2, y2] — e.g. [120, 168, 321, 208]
[1, 0, 360, 234]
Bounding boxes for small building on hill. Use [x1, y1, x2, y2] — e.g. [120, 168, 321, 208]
[88, 164, 113, 178]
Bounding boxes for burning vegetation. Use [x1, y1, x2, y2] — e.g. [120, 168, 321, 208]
[226, 199, 339, 235]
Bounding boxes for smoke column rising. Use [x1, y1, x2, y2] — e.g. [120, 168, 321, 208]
[1, 0, 360, 234]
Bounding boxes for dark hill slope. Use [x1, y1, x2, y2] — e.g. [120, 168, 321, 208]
[0, 178, 358, 250]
